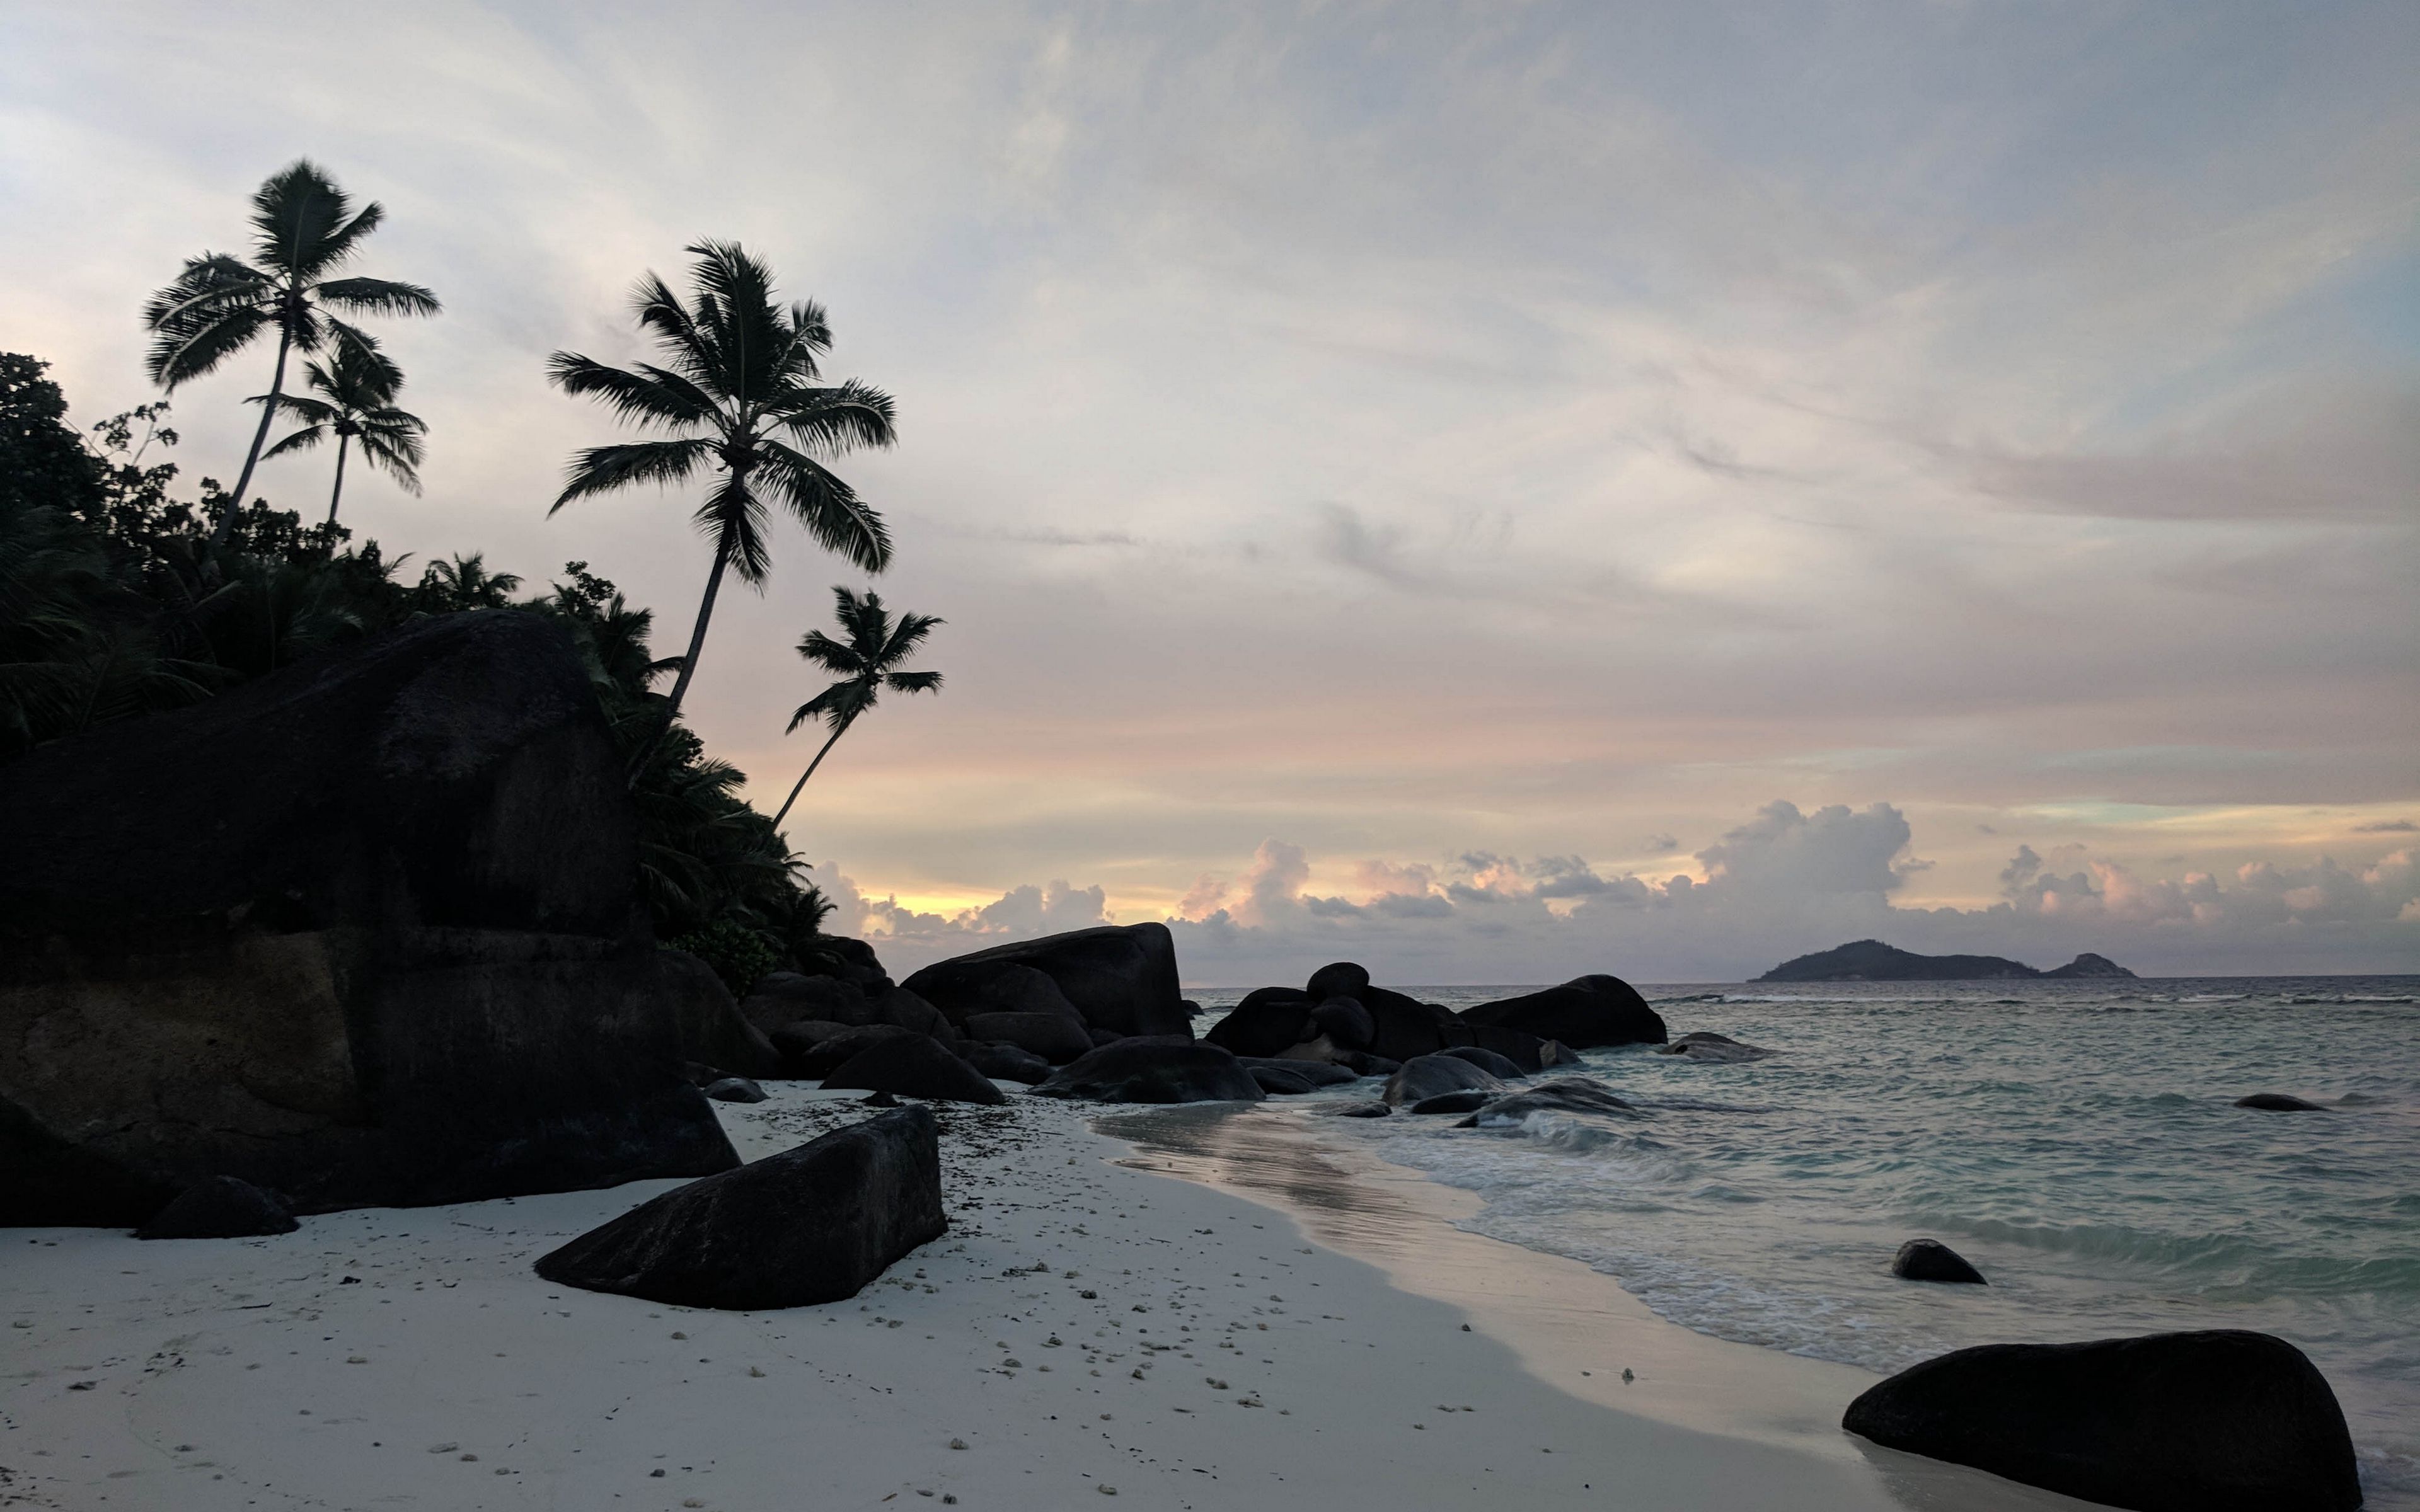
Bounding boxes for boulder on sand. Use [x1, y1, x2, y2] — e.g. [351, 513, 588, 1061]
[1439, 1045, 1526, 1079]
[662, 949, 785, 1079]
[534, 1106, 947, 1310]
[901, 924, 1191, 1040]
[1893, 1239, 1986, 1284]
[821, 1035, 1006, 1106]
[963, 1011, 1095, 1065]
[1841, 1330, 2361, 1512]
[736, 971, 868, 1037]
[703, 1077, 768, 1104]
[1460, 975, 1667, 1050]
[0, 611, 735, 1224]
[768, 1019, 855, 1069]
[135, 1176, 298, 1240]
[793, 1023, 919, 1079]
[964, 1042, 1052, 1084]
[1383, 1053, 1505, 1107]
[1032, 1038, 1264, 1104]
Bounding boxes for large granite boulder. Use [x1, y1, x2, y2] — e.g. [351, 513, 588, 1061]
[964, 1041, 1053, 1084]
[1308, 995, 1376, 1052]
[1383, 1053, 1505, 1106]
[1459, 975, 1667, 1049]
[1842, 1331, 2360, 1512]
[820, 1035, 1006, 1106]
[0, 612, 737, 1225]
[1030, 1038, 1264, 1104]
[662, 949, 785, 1079]
[534, 1106, 947, 1310]
[737, 972, 868, 1037]
[976, 964, 1085, 1020]
[1893, 1239, 1986, 1284]
[1439, 1045, 1526, 1079]
[792, 935, 892, 992]
[963, 1010, 1093, 1064]
[793, 1023, 921, 1078]
[1305, 961, 1372, 1000]
[135, 1176, 298, 1240]
[901, 924, 1191, 1039]
[1202, 994, 1313, 1058]
[1361, 985, 1470, 1062]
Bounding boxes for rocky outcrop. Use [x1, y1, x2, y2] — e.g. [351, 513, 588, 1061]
[1249, 1065, 1318, 1095]
[902, 924, 1192, 1040]
[2237, 1093, 2327, 1112]
[1030, 1038, 1264, 1104]
[1455, 1078, 1639, 1125]
[1892, 1239, 1986, 1284]
[793, 1024, 922, 1078]
[1203, 994, 1315, 1058]
[963, 1011, 1093, 1065]
[662, 949, 785, 1080]
[1459, 976, 1666, 1050]
[1383, 1054, 1504, 1107]
[0, 612, 739, 1226]
[534, 1106, 947, 1310]
[1438, 1045, 1525, 1079]
[964, 1042, 1052, 1084]
[737, 972, 868, 1038]
[2043, 952, 2136, 979]
[1236, 1057, 1358, 1087]
[821, 1035, 1006, 1106]
[135, 1176, 299, 1240]
[1841, 1331, 2360, 1512]
[1658, 1031, 1774, 1063]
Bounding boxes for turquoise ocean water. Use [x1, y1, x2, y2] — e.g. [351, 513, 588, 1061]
[1192, 977, 2420, 1504]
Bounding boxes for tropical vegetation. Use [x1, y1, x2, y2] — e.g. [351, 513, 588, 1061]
[773, 585, 944, 826]
[260, 333, 427, 526]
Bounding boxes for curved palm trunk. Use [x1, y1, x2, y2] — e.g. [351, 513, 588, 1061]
[212, 321, 294, 547]
[771, 714, 855, 828]
[626, 532, 733, 786]
[325, 431, 351, 527]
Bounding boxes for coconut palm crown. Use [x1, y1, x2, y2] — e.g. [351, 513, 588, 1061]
[770, 585, 942, 827]
[258, 335, 427, 527]
[141, 160, 440, 545]
[547, 239, 897, 732]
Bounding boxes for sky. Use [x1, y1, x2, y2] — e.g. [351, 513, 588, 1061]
[4, 1, 2415, 983]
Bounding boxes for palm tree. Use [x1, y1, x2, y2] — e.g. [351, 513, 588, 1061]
[258, 335, 427, 527]
[417, 553, 522, 610]
[141, 160, 439, 546]
[770, 585, 942, 827]
[546, 240, 896, 739]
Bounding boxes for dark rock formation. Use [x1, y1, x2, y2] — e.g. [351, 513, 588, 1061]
[1383, 1053, 1505, 1107]
[1411, 1090, 1494, 1114]
[703, 1077, 769, 1104]
[821, 1035, 1005, 1105]
[1758, 939, 2136, 983]
[1305, 961, 1372, 1000]
[135, 1176, 298, 1240]
[962, 1011, 1097, 1065]
[1323, 1101, 1392, 1118]
[1031, 1038, 1264, 1104]
[1203, 996, 1314, 1058]
[901, 924, 1191, 1040]
[1658, 1031, 1775, 1063]
[1249, 1066, 1318, 1096]
[1893, 1239, 1986, 1284]
[865, 987, 959, 1044]
[1307, 995, 1376, 1051]
[1439, 1045, 1526, 1079]
[793, 935, 892, 992]
[1236, 1057, 1358, 1087]
[1460, 976, 1666, 1050]
[793, 1023, 920, 1079]
[767, 1019, 855, 1070]
[662, 950, 785, 1079]
[964, 1042, 1052, 1084]
[2237, 1093, 2327, 1112]
[736, 971, 867, 1038]
[0, 613, 739, 1226]
[1361, 986, 1461, 1062]
[1465, 1024, 1550, 1072]
[1456, 1079, 1639, 1125]
[1337, 1051, 1402, 1077]
[1841, 1330, 2361, 1512]
[977, 964, 1085, 1020]
[534, 1106, 947, 1310]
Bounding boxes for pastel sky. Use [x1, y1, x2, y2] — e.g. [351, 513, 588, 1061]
[5, 2, 2415, 982]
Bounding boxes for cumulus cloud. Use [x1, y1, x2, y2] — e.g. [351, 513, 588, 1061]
[819, 866, 1110, 968]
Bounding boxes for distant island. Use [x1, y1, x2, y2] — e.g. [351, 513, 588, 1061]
[1756, 939, 2137, 982]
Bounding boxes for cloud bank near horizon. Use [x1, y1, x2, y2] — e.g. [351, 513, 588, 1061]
[824, 799, 2420, 985]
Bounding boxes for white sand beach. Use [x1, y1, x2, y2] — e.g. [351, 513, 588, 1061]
[3, 1087, 2095, 1511]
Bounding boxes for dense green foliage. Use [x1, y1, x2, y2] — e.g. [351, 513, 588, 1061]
[0, 353, 831, 976]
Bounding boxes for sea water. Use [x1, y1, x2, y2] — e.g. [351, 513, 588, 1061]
[1193, 977, 2420, 1503]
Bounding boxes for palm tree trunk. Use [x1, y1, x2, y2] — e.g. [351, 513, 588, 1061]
[211, 321, 294, 547]
[771, 715, 854, 828]
[625, 533, 732, 787]
[325, 432, 351, 527]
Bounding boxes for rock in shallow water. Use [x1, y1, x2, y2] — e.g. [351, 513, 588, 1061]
[1841, 1329, 2361, 1512]
[1891, 1238, 1986, 1284]
[534, 1106, 946, 1310]
[1438, 1045, 1526, 1079]
[1382, 1053, 1504, 1107]
[1453, 1078, 1640, 1125]
[135, 1176, 298, 1240]
[1457, 975, 1667, 1050]
[2235, 1092, 2327, 1112]
[1030, 1038, 1264, 1104]
[1248, 1066, 1318, 1096]
[1235, 1057, 1359, 1087]
[1658, 1031, 1775, 1063]
[1410, 1090, 1494, 1114]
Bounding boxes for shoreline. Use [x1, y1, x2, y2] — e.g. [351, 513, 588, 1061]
[4, 1086, 2092, 1511]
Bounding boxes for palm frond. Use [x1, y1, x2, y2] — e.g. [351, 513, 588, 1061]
[546, 353, 715, 429]
[250, 160, 352, 277]
[550, 438, 714, 512]
[313, 277, 442, 318]
[259, 420, 331, 459]
[773, 379, 897, 455]
[793, 626, 863, 675]
[694, 472, 773, 585]
[307, 198, 387, 277]
[755, 440, 890, 571]
[145, 305, 270, 389]
[785, 679, 867, 733]
[884, 668, 943, 694]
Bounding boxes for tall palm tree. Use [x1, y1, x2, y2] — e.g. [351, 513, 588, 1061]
[141, 160, 440, 546]
[547, 240, 896, 738]
[258, 335, 427, 527]
[417, 553, 522, 610]
[770, 585, 942, 827]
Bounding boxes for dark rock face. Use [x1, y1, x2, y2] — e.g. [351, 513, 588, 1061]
[1457, 1079, 1639, 1126]
[821, 1036, 1006, 1106]
[1439, 1045, 1526, 1079]
[793, 935, 892, 992]
[901, 924, 1191, 1040]
[1203, 998, 1313, 1058]
[534, 1106, 947, 1310]
[738, 973, 867, 1037]
[2237, 1093, 2327, 1112]
[1250, 1066, 1318, 1096]
[1841, 1331, 2361, 1512]
[793, 1024, 920, 1079]
[867, 987, 959, 1044]
[0, 612, 737, 1224]
[1361, 987, 1457, 1063]
[703, 1077, 768, 1104]
[1460, 975, 1667, 1050]
[1323, 1101, 1392, 1118]
[1308, 995, 1376, 1052]
[1306, 961, 1372, 1000]
[1465, 1024, 1549, 1072]
[1659, 1031, 1775, 1063]
[662, 951, 785, 1080]
[766, 1019, 853, 1070]
[977, 965, 1085, 1020]
[1383, 1054, 1505, 1107]
[1337, 1051, 1402, 1077]
[1893, 1239, 1986, 1284]
[135, 1176, 298, 1240]
[964, 1042, 1052, 1084]
[1031, 1039, 1264, 1104]
[1236, 1058, 1358, 1087]
[1411, 1090, 1494, 1114]
[964, 1011, 1097, 1065]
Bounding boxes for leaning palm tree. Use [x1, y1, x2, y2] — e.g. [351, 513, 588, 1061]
[770, 586, 942, 827]
[547, 240, 896, 737]
[258, 335, 427, 527]
[142, 160, 439, 546]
